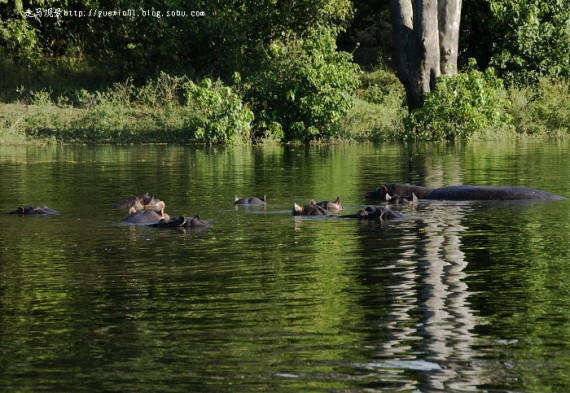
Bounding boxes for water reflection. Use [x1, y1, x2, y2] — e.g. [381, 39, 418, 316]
[357, 202, 479, 391]
[1, 143, 570, 391]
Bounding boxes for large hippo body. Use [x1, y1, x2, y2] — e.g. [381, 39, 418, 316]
[7, 206, 59, 215]
[315, 197, 343, 212]
[122, 210, 170, 225]
[366, 183, 564, 201]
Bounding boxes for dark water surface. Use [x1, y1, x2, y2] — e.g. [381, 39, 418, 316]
[1, 142, 569, 392]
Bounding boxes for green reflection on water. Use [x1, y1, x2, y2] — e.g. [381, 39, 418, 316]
[0, 141, 569, 391]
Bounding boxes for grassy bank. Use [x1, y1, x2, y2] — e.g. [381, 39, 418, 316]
[1, 66, 569, 145]
[0, 71, 254, 145]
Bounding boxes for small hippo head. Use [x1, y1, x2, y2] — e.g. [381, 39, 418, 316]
[186, 215, 210, 229]
[144, 197, 165, 211]
[365, 185, 389, 200]
[292, 203, 304, 216]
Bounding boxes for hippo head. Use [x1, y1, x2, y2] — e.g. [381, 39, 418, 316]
[187, 215, 210, 229]
[292, 203, 304, 216]
[365, 185, 389, 200]
[144, 197, 165, 211]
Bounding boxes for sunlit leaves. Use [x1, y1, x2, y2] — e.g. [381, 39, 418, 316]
[406, 61, 514, 140]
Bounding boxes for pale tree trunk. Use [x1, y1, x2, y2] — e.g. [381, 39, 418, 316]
[439, 0, 462, 75]
[390, 0, 462, 111]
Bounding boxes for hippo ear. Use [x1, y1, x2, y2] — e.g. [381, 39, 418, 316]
[309, 199, 316, 205]
[382, 185, 388, 192]
[128, 206, 137, 215]
[194, 214, 201, 220]
[334, 196, 341, 204]
[235, 196, 239, 202]
[293, 203, 303, 214]
[411, 193, 418, 204]
[17, 207, 25, 214]
[385, 193, 392, 201]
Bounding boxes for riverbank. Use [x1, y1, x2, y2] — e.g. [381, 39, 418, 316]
[1, 71, 568, 145]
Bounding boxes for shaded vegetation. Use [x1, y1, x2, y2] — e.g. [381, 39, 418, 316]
[0, 0, 569, 143]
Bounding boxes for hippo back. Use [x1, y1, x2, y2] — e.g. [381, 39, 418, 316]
[235, 196, 266, 205]
[7, 205, 59, 215]
[426, 185, 564, 201]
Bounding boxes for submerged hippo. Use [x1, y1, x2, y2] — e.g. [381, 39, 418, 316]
[150, 215, 210, 230]
[292, 202, 332, 216]
[314, 197, 343, 212]
[234, 195, 266, 205]
[122, 209, 170, 225]
[366, 183, 564, 201]
[114, 193, 166, 213]
[341, 206, 403, 220]
[7, 205, 59, 215]
[386, 193, 418, 205]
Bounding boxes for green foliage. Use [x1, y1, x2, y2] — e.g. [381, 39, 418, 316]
[406, 63, 514, 141]
[359, 69, 404, 105]
[246, 31, 360, 141]
[509, 78, 570, 135]
[337, 96, 406, 142]
[0, 0, 354, 79]
[334, 69, 406, 142]
[461, 0, 570, 86]
[3, 73, 253, 144]
[0, 18, 42, 64]
[184, 78, 253, 144]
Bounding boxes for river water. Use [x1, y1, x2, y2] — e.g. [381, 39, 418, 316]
[0, 141, 569, 391]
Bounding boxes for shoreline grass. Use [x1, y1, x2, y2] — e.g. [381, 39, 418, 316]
[1, 68, 568, 145]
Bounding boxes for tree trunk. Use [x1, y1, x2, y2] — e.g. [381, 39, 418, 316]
[439, 0, 462, 75]
[389, 0, 462, 110]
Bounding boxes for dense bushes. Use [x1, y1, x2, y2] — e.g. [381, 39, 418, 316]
[184, 78, 253, 144]
[405, 63, 514, 141]
[245, 32, 360, 141]
[486, 0, 570, 86]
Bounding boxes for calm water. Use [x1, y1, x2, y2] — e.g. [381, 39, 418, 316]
[0, 142, 569, 392]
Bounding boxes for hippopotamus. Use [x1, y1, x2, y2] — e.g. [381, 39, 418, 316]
[366, 183, 565, 201]
[7, 206, 59, 215]
[122, 209, 170, 225]
[341, 206, 403, 220]
[386, 193, 418, 205]
[292, 203, 332, 216]
[114, 193, 166, 213]
[234, 195, 266, 205]
[149, 215, 210, 230]
[314, 197, 343, 212]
